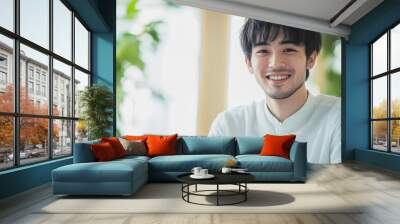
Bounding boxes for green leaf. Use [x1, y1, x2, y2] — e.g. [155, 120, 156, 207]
[117, 33, 145, 71]
[126, 0, 139, 20]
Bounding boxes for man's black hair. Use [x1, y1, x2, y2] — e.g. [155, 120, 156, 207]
[240, 19, 321, 79]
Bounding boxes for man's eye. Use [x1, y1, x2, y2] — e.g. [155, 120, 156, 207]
[283, 48, 297, 53]
[256, 49, 269, 54]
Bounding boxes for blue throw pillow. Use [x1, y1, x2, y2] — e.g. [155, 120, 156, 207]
[179, 136, 235, 155]
[236, 137, 263, 155]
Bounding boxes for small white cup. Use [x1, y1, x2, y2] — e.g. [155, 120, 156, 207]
[200, 169, 208, 176]
[221, 167, 232, 174]
[191, 167, 202, 176]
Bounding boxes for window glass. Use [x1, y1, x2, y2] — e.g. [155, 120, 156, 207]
[372, 33, 387, 76]
[391, 120, 400, 153]
[20, 0, 49, 49]
[53, 0, 72, 60]
[20, 44, 49, 115]
[0, 35, 14, 113]
[391, 72, 400, 118]
[74, 18, 89, 70]
[74, 69, 89, 118]
[0, 116, 14, 170]
[0, 0, 14, 31]
[19, 117, 49, 165]
[372, 121, 388, 151]
[372, 77, 387, 119]
[75, 120, 88, 143]
[53, 119, 72, 158]
[53, 59, 72, 117]
[391, 24, 400, 70]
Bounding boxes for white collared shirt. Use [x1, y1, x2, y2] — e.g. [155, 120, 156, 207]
[208, 93, 341, 164]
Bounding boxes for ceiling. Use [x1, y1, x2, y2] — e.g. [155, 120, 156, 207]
[171, 0, 384, 38]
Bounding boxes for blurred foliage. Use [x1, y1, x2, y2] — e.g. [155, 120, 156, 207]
[116, 0, 177, 135]
[319, 34, 341, 97]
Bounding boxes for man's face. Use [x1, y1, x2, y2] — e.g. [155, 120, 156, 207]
[246, 31, 317, 100]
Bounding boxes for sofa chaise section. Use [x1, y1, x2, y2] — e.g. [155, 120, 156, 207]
[52, 142, 149, 196]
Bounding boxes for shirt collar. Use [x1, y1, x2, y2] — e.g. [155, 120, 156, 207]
[263, 92, 317, 130]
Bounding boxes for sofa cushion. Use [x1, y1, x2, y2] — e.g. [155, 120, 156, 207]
[236, 137, 263, 155]
[147, 134, 178, 157]
[52, 159, 147, 183]
[119, 138, 147, 156]
[91, 142, 118, 161]
[101, 137, 127, 158]
[260, 134, 296, 159]
[177, 136, 236, 155]
[148, 154, 235, 172]
[123, 135, 148, 141]
[236, 155, 293, 172]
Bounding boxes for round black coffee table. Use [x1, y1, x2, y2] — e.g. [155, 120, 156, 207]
[177, 173, 255, 206]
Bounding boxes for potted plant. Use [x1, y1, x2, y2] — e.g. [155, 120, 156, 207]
[79, 84, 114, 140]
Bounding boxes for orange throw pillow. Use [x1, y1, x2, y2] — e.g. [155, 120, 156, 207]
[259, 134, 296, 159]
[146, 134, 178, 157]
[101, 137, 127, 158]
[91, 142, 117, 161]
[123, 135, 148, 141]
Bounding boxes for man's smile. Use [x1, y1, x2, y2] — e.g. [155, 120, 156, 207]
[265, 73, 292, 84]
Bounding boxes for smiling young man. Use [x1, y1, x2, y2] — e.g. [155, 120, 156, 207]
[208, 19, 341, 164]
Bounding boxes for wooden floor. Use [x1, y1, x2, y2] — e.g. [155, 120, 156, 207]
[1, 162, 400, 224]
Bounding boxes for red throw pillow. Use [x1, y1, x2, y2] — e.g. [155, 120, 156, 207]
[91, 142, 118, 161]
[101, 137, 127, 158]
[146, 134, 178, 157]
[259, 134, 296, 159]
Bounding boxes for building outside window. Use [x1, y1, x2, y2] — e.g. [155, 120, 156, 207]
[41, 73, 46, 83]
[42, 85, 46, 97]
[0, 54, 7, 67]
[36, 83, 40, 95]
[0, 71, 7, 87]
[35, 70, 40, 81]
[28, 66, 34, 80]
[28, 81, 34, 94]
[0, 54, 7, 89]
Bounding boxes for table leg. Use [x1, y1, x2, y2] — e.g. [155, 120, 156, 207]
[245, 183, 247, 201]
[195, 184, 197, 192]
[217, 184, 219, 206]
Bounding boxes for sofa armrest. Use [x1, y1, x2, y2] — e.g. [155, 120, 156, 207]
[289, 142, 307, 181]
[73, 140, 100, 163]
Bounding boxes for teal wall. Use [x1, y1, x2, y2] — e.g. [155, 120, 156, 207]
[0, 158, 72, 199]
[345, 0, 400, 171]
[0, 0, 116, 200]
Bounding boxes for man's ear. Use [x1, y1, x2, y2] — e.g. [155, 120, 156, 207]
[245, 56, 254, 74]
[306, 51, 318, 70]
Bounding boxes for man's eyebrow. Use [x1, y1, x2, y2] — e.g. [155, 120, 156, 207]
[253, 41, 300, 47]
[280, 40, 300, 45]
[253, 42, 269, 47]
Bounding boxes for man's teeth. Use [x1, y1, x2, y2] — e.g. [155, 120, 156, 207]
[268, 75, 290, 80]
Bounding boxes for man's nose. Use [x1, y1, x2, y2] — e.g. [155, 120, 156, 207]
[269, 52, 286, 67]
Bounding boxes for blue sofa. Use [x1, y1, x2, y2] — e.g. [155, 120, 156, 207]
[52, 136, 307, 196]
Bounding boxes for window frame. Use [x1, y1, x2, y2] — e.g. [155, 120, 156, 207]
[0, 0, 92, 171]
[370, 20, 400, 154]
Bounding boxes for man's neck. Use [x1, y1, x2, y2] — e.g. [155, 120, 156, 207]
[266, 86, 309, 122]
